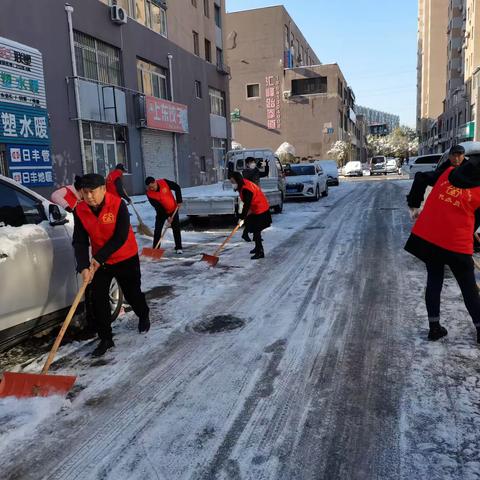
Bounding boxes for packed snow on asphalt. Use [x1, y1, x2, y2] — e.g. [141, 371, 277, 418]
[2, 179, 480, 480]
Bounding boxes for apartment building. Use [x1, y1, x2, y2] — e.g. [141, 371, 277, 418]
[0, 0, 230, 195]
[416, 0, 449, 151]
[465, 0, 480, 141]
[225, 6, 365, 162]
[356, 106, 400, 135]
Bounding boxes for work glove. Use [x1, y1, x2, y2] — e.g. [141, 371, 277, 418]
[409, 208, 420, 221]
[238, 219, 245, 227]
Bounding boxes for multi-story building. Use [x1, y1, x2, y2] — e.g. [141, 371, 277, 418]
[465, 0, 480, 141]
[355, 106, 400, 135]
[225, 6, 365, 162]
[417, 0, 449, 152]
[0, 0, 230, 195]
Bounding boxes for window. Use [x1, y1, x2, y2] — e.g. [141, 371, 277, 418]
[209, 87, 225, 116]
[0, 182, 45, 227]
[74, 31, 122, 86]
[116, 0, 166, 36]
[247, 83, 260, 98]
[195, 80, 202, 98]
[291, 76, 327, 96]
[204, 0, 210, 17]
[205, 39, 212, 62]
[200, 155, 207, 172]
[212, 138, 227, 168]
[137, 59, 169, 99]
[214, 3, 221, 28]
[193, 31, 200, 56]
[216, 47, 223, 68]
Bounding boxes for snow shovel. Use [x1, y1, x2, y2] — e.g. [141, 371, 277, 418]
[0, 279, 90, 398]
[142, 207, 179, 260]
[201, 221, 243, 267]
[130, 203, 154, 238]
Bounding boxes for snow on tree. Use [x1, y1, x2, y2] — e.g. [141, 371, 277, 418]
[276, 142, 296, 164]
[367, 126, 419, 159]
[327, 141, 350, 166]
[231, 141, 243, 150]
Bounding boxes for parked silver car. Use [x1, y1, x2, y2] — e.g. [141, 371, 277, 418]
[285, 163, 328, 200]
[0, 175, 122, 351]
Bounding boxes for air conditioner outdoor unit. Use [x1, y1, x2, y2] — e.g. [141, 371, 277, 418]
[283, 90, 291, 99]
[111, 5, 127, 24]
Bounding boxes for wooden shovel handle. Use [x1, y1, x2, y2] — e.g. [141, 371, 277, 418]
[213, 223, 242, 257]
[41, 279, 90, 375]
[154, 207, 179, 250]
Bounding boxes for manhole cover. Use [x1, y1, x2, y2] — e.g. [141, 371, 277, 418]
[193, 315, 245, 334]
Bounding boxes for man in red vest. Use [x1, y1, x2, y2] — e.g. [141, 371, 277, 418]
[106, 164, 131, 204]
[73, 173, 150, 357]
[50, 175, 83, 212]
[145, 176, 183, 254]
[229, 171, 271, 259]
[405, 153, 480, 343]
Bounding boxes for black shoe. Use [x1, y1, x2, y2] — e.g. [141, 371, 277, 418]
[251, 251, 265, 260]
[428, 324, 448, 341]
[250, 248, 257, 254]
[92, 339, 115, 357]
[138, 315, 150, 333]
[242, 231, 252, 242]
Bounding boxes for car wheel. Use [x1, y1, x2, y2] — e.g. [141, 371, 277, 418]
[314, 186, 320, 201]
[273, 194, 284, 213]
[110, 278, 123, 322]
[322, 185, 329, 197]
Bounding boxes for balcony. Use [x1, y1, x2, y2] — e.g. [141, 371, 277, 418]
[216, 63, 231, 76]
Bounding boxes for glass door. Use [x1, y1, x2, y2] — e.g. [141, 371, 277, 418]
[94, 142, 107, 177]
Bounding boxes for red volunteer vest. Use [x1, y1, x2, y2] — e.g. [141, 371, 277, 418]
[146, 179, 177, 215]
[76, 192, 138, 264]
[106, 169, 123, 197]
[413, 166, 480, 254]
[240, 179, 270, 215]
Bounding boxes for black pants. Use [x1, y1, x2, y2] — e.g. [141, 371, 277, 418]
[91, 255, 149, 341]
[153, 211, 182, 250]
[425, 258, 480, 327]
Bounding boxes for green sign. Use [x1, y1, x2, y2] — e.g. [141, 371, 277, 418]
[230, 108, 240, 122]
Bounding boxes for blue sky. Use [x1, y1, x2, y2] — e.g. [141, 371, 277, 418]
[226, 0, 418, 127]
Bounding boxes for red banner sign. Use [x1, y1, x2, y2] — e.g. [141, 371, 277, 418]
[145, 96, 189, 133]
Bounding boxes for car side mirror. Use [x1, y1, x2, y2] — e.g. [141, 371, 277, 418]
[49, 204, 68, 226]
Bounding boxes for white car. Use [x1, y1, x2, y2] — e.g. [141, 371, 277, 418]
[0, 175, 123, 351]
[285, 163, 328, 200]
[406, 154, 443, 179]
[386, 158, 400, 174]
[317, 160, 340, 186]
[436, 141, 480, 168]
[344, 161, 363, 177]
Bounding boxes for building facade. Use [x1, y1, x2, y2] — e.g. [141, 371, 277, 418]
[355, 106, 400, 135]
[225, 6, 365, 162]
[416, 0, 449, 151]
[0, 0, 230, 195]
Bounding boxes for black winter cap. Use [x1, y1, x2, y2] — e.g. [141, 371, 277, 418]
[81, 173, 105, 189]
[450, 145, 465, 155]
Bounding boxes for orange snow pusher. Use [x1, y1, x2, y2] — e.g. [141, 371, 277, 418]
[201, 222, 243, 267]
[0, 280, 89, 398]
[142, 207, 179, 260]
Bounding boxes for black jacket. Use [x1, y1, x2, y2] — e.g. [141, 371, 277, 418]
[147, 179, 183, 217]
[242, 164, 269, 185]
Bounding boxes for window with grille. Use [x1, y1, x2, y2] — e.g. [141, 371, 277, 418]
[74, 31, 122, 86]
[205, 39, 212, 62]
[193, 31, 200, 56]
[195, 80, 202, 98]
[137, 58, 169, 99]
[209, 87, 225, 116]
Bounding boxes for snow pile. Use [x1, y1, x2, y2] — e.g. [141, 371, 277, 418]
[275, 142, 295, 157]
[0, 395, 67, 458]
[0, 224, 49, 262]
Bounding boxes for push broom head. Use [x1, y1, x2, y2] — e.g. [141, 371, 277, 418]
[137, 222, 154, 238]
[201, 253, 219, 266]
[0, 371, 77, 398]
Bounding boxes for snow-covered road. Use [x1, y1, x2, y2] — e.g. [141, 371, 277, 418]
[3, 179, 480, 480]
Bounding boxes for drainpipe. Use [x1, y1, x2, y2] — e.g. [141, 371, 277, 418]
[167, 53, 180, 184]
[65, 3, 86, 173]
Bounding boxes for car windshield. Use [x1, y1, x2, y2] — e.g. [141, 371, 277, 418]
[286, 165, 316, 176]
[372, 157, 385, 164]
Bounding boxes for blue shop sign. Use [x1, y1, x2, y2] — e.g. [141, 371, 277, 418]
[8, 144, 53, 187]
[0, 102, 49, 145]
